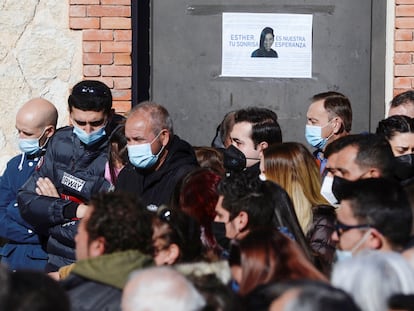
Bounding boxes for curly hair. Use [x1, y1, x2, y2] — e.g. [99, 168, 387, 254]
[87, 192, 153, 255]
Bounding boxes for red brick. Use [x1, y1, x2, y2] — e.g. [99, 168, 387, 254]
[395, 53, 412, 64]
[94, 77, 114, 88]
[396, 0, 414, 4]
[396, 17, 414, 28]
[83, 65, 100, 77]
[83, 30, 113, 41]
[70, 0, 99, 4]
[114, 30, 132, 41]
[394, 77, 412, 88]
[394, 89, 407, 97]
[70, 17, 100, 29]
[395, 29, 413, 41]
[113, 77, 131, 89]
[87, 5, 130, 17]
[83, 53, 113, 65]
[83, 41, 100, 52]
[113, 101, 132, 113]
[114, 53, 131, 65]
[101, 0, 130, 4]
[112, 89, 131, 100]
[101, 41, 131, 53]
[70, 5, 86, 17]
[395, 64, 414, 76]
[396, 5, 414, 16]
[101, 17, 131, 29]
[102, 65, 132, 77]
[395, 41, 414, 52]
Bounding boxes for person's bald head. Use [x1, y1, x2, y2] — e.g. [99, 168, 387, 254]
[16, 98, 58, 144]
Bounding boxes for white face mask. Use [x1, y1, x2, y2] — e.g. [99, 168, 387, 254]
[335, 229, 372, 262]
[320, 175, 339, 206]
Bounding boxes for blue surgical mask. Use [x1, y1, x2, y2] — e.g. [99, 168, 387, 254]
[127, 131, 165, 169]
[335, 229, 371, 263]
[18, 128, 48, 154]
[305, 122, 333, 150]
[73, 125, 106, 145]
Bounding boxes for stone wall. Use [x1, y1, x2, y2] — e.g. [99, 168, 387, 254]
[0, 0, 82, 172]
[0, 0, 132, 174]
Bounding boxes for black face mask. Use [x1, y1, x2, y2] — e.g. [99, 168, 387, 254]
[394, 154, 414, 181]
[332, 175, 352, 202]
[223, 145, 246, 172]
[211, 221, 230, 252]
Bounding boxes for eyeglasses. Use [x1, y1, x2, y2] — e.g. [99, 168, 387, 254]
[71, 118, 106, 127]
[72, 85, 110, 97]
[335, 220, 371, 237]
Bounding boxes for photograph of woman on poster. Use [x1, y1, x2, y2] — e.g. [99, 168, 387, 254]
[251, 27, 278, 58]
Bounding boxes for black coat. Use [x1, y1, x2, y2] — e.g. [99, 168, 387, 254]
[116, 135, 198, 208]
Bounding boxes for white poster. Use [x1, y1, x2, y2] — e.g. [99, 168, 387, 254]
[221, 13, 313, 78]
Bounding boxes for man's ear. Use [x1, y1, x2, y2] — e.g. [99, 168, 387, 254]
[366, 168, 382, 179]
[332, 117, 343, 134]
[45, 125, 56, 138]
[164, 243, 180, 265]
[160, 130, 170, 147]
[89, 237, 106, 258]
[237, 211, 249, 232]
[258, 141, 268, 152]
[367, 228, 384, 250]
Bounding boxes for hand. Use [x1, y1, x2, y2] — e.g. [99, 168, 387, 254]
[76, 204, 89, 219]
[36, 177, 59, 198]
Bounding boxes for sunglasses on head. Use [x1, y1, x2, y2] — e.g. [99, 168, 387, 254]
[72, 85, 109, 97]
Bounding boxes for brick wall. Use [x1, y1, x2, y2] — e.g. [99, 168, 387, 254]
[69, 0, 132, 114]
[395, 0, 414, 96]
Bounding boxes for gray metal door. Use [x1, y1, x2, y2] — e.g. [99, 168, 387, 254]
[151, 0, 386, 146]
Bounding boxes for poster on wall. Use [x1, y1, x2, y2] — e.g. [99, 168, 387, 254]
[221, 13, 313, 78]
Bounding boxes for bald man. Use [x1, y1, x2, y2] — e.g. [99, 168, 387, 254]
[0, 98, 57, 271]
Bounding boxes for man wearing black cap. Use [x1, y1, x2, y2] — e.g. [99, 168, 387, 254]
[18, 80, 121, 272]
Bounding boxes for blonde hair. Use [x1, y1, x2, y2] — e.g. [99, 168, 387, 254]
[263, 142, 328, 233]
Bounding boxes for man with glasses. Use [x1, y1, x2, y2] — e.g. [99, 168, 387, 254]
[18, 80, 121, 272]
[331, 178, 412, 261]
[115, 101, 198, 208]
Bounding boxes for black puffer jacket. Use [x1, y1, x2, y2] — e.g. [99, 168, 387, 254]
[116, 135, 198, 208]
[18, 126, 112, 270]
[306, 204, 337, 276]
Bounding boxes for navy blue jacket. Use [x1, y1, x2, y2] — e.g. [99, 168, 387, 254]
[18, 126, 112, 270]
[0, 152, 48, 271]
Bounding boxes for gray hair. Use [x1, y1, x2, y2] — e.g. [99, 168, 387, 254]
[122, 266, 205, 311]
[331, 250, 414, 311]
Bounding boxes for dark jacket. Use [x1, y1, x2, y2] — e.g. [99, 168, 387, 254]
[0, 153, 48, 271]
[116, 135, 198, 207]
[306, 204, 337, 276]
[61, 250, 153, 311]
[17, 126, 112, 270]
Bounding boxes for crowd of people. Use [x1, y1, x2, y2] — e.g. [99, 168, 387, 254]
[1, 80, 414, 310]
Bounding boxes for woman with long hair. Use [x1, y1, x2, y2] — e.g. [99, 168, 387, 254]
[228, 227, 326, 296]
[261, 142, 336, 275]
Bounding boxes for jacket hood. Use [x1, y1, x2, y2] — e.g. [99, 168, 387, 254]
[72, 250, 154, 289]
